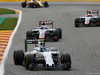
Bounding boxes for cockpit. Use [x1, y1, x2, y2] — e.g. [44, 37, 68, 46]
[86, 13, 93, 17]
[40, 47, 47, 52]
[40, 25, 48, 29]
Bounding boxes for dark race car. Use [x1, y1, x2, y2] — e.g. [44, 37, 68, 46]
[26, 21, 62, 42]
[75, 10, 100, 27]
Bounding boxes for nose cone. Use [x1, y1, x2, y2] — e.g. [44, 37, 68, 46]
[43, 52, 54, 67]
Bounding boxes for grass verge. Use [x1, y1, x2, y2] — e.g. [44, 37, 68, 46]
[0, 18, 18, 30]
[0, 8, 15, 15]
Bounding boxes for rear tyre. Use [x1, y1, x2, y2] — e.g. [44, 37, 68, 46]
[25, 54, 36, 70]
[26, 31, 33, 39]
[61, 53, 71, 70]
[13, 50, 24, 65]
[21, 2, 27, 8]
[53, 30, 59, 42]
[44, 1, 49, 7]
[56, 28, 62, 39]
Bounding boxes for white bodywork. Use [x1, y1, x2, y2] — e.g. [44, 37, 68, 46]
[42, 52, 54, 66]
[80, 15, 98, 25]
[25, 47, 60, 67]
[39, 30, 46, 39]
[31, 26, 56, 39]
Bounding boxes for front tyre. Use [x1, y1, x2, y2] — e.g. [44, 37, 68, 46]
[13, 50, 24, 65]
[96, 18, 100, 26]
[61, 53, 71, 70]
[25, 54, 36, 70]
[75, 18, 81, 27]
[26, 31, 33, 39]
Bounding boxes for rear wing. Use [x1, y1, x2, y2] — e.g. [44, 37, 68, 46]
[87, 10, 99, 16]
[25, 39, 45, 52]
[39, 21, 53, 28]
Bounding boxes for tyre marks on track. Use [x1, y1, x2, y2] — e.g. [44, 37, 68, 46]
[0, 30, 13, 63]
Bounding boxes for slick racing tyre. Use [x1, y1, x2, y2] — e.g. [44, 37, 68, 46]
[96, 18, 100, 26]
[75, 18, 81, 27]
[45, 31, 50, 39]
[44, 1, 49, 7]
[25, 54, 36, 70]
[90, 18, 95, 26]
[56, 28, 62, 39]
[21, 2, 27, 8]
[26, 31, 33, 39]
[53, 30, 59, 42]
[13, 50, 24, 65]
[61, 53, 71, 70]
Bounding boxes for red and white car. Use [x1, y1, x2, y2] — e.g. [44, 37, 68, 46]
[26, 21, 62, 42]
[75, 10, 100, 27]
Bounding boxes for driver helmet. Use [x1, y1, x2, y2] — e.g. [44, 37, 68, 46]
[41, 25, 48, 29]
[87, 14, 92, 17]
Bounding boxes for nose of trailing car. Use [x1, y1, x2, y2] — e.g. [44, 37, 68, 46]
[85, 17, 91, 25]
[39, 30, 46, 39]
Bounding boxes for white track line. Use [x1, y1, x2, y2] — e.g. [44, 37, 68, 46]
[0, 8, 22, 75]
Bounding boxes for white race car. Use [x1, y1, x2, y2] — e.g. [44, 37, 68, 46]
[13, 39, 71, 70]
[75, 10, 100, 27]
[26, 21, 62, 42]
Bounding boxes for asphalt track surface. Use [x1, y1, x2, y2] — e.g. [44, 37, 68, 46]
[1, 1, 100, 75]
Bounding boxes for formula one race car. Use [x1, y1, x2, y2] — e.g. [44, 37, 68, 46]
[21, 0, 49, 8]
[26, 21, 62, 42]
[75, 10, 100, 27]
[13, 39, 71, 70]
